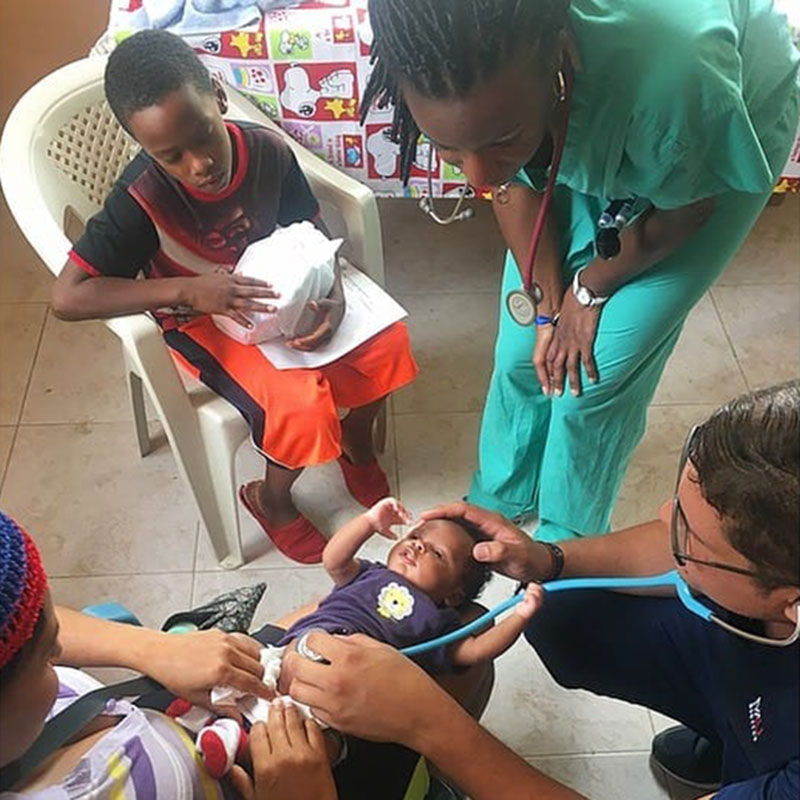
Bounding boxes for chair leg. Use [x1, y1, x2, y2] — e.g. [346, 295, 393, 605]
[125, 363, 152, 458]
[195, 406, 247, 570]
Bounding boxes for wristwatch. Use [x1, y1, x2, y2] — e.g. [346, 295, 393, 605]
[572, 268, 610, 307]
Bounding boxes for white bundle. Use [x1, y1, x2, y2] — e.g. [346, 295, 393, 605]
[213, 221, 341, 345]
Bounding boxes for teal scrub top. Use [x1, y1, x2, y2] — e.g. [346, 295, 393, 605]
[536, 0, 800, 209]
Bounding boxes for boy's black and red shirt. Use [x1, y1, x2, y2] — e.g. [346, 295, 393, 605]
[70, 121, 320, 329]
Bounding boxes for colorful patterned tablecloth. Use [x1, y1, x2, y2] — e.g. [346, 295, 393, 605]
[107, 0, 800, 195]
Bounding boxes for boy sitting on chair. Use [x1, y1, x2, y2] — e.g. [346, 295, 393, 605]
[51, 30, 417, 565]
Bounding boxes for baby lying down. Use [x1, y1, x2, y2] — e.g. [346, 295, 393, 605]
[177, 498, 539, 776]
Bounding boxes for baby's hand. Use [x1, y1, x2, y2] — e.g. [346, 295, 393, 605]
[365, 497, 412, 539]
[514, 584, 544, 621]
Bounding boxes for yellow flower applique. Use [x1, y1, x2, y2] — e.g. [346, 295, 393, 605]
[376, 582, 415, 621]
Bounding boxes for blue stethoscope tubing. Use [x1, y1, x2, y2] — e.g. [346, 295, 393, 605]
[400, 570, 704, 657]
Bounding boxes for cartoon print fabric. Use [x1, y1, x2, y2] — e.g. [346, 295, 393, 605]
[108, 0, 476, 198]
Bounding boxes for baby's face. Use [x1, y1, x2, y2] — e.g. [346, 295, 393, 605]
[386, 519, 474, 605]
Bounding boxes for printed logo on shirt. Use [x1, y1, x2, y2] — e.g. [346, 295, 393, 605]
[747, 696, 764, 742]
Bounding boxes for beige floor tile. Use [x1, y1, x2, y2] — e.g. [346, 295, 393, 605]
[23, 311, 137, 423]
[0, 425, 14, 486]
[49, 573, 194, 630]
[526, 753, 671, 800]
[395, 412, 480, 512]
[0, 302, 47, 424]
[193, 567, 332, 631]
[393, 291, 498, 414]
[712, 284, 800, 390]
[382, 198, 505, 296]
[652, 294, 747, 405]
[0, 423, 198, 576]
[613, 405, 717, 531]
[716, 195, 800, 286]
[195, 415, 398, 570]
[0, 198, 55, 303]
[481, 636, 654, 756]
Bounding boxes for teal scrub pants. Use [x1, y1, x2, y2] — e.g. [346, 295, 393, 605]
[468, 185, 775, 541]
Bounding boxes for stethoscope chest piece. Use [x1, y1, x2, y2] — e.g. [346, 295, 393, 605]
[506, 288, 541, 326]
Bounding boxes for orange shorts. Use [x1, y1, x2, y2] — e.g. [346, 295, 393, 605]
[164, 318, 417, 469]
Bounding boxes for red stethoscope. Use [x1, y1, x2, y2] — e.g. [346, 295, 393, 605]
[500, 64, 636, 326]
[501, 64, 574, 327]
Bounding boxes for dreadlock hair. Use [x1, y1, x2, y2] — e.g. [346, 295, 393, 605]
[361, 0, 570, 182]
[105, 30, 214, 133]
[689, 380, 800, 592]
[445, 516, 494, 603]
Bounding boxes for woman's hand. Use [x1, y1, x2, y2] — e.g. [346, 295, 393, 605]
[364, 497, 413, 539]
[142, 629, 271, 713]
[229, 702, 337, 800]
[286, 296, 345, 351]
[420, 502, 552, 582]
[285, 632, 448, 747]
[543, 286, 600, 397]
[182, 271, 279, 328]
[532, 320, 557, 396]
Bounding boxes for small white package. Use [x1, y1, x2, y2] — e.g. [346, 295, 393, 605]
[213, 221, 342, 345]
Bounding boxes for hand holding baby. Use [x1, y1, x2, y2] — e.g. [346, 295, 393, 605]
[364, 497, 413, 540]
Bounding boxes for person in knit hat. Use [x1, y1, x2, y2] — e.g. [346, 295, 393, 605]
[0, 511, 335, 799]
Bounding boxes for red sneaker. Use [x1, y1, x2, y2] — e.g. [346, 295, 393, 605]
[337, 455, 391, 508]
[239, 483, 326, 564]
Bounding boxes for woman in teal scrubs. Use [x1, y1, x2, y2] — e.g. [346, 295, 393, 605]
[363, 0, 799, 540]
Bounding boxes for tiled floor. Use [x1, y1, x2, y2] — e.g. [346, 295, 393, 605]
[1, 188, 798, 798]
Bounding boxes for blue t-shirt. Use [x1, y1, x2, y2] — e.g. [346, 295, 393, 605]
[280, 561, 462, 672]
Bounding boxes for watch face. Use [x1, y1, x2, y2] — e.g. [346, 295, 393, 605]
[576, 286, 592, 306]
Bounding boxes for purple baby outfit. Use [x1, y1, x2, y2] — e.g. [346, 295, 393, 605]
[280, 561, 462, 672]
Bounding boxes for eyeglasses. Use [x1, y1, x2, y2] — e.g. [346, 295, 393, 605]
[671, 426, 761, 577]
[670, 425, 799, 647]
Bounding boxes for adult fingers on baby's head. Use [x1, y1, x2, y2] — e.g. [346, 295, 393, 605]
[472, 539, 510, 566]
[419, 501, 469, 521]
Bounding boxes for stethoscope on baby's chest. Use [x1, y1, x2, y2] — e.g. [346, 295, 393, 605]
[420, 64, 637, 327]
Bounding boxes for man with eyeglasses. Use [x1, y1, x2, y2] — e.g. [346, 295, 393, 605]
[458, 380, 799, 797]
[284, 381, 797, 800]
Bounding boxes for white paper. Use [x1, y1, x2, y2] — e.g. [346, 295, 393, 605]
[257, 262, 407, 370]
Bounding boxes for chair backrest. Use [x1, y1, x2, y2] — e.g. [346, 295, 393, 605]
[1, 56, 384, 283]
[46, 99, 140, 211]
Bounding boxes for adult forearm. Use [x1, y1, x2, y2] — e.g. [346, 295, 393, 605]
[580, 198, 714, 297]
[556, 519, 675, 579]
[54, 606, 163, 673]
[52, 270, 187, 321]
[414, 698, 586, 800]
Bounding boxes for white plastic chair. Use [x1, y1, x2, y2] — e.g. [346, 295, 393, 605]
[0, 56, 386, 569]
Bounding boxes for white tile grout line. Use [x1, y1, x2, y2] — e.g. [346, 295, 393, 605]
[708, 288, 752, 393]
[0, 303, 49, 493]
